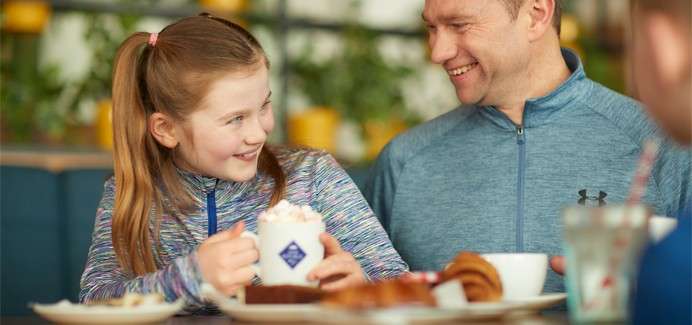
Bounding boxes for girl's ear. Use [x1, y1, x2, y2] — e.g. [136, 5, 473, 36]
[149, 112, 179, 149]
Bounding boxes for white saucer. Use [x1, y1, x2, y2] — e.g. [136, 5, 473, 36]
[503, 293, 567, 311]
[218, 303, 321, 323]
[312, 306, 511, 324]
[31, 299, 184, 324]
[202, 283, 566, 324]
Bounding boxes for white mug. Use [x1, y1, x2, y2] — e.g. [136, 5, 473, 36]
[242, 220, 325, 287]
[481, 253, 548, 300]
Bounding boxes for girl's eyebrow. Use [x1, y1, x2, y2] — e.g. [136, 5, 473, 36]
[216, 90, 272, 122]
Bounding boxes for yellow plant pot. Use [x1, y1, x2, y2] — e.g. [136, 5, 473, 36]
[288, 107, 340, 154]
[198, 0, 248, 13]
[2, 0, 51, 34]
[364, 118, 407, 161]
[96, 99, 113, 150]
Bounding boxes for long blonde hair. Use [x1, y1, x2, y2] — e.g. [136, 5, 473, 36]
[111, 14, 285, 276]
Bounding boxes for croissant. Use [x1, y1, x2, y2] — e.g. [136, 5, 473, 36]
[440, 252, 503, 302]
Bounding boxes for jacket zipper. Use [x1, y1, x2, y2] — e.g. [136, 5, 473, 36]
[207, 189, 217, 237]
[516, 126, 526, 252]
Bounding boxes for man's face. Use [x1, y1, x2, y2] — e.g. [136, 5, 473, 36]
[423, 0, 532, 106]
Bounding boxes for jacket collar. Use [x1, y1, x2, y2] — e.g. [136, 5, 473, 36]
[477, 48, 592, 130]
[176, 167, 251, 198]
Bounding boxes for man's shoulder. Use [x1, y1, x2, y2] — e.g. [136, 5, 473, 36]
[385, 106, 475, 161]
[578, 79, 658, 142]
[583, 80, 642, 113]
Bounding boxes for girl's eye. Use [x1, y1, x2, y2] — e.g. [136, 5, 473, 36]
[227, 115, 244, 125]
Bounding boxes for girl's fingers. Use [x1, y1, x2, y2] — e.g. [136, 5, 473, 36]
[218, 237, 257, 254]
[223, 248, 259, 270]
[204, 221, 245, 245]
[218, 283, 242, 296]
[216, 265, 257, 295]
[229, 265, 257, 284]
[320, 233, 344, 256]
[307, 256, 355, 281]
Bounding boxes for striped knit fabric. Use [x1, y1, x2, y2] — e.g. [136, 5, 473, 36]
[79, 147, 408, 312]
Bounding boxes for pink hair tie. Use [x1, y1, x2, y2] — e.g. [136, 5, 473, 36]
[148, 33, 158, 47]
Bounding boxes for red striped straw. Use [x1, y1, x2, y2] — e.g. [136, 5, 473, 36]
[626, 139, 660, 205]
[586, 138, 661, 311]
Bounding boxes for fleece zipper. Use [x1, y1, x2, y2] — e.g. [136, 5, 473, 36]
[207, 189, 217, 237]
[516, 125, 526, 252]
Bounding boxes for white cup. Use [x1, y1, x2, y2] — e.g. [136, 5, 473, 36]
[242, 220, 325, 287]
[649, 215, 677, 243]
[481, 253, 548, 300]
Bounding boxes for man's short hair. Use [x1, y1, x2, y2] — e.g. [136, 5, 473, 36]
[501, 0, 562, 35]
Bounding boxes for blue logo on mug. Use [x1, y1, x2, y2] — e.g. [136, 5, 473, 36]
[279, 241, 306, 269]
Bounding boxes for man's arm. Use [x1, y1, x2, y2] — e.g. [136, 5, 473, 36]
[652, 138, 692, 218]
[363, 142, 401, 236]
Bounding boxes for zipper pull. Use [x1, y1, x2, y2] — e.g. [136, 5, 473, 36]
[516, 126, 525, 144]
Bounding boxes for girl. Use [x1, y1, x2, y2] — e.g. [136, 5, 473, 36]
[79, 14, 408, 311]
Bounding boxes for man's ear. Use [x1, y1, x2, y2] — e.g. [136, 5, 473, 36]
[526, 0, 557, 41]
[643, 13, 690, 87]
[149, 112, 179, 149]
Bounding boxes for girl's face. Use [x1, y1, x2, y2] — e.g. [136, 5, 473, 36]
[175, 64, 274, 182]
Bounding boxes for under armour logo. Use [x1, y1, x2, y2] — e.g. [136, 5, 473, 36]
[578, 189, 607, 207]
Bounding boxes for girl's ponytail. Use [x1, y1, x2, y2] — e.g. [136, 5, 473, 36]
[111, 32, 158, 275]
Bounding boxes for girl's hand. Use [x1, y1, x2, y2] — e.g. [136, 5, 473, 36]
[307, 233, 366, 291]
[197, 221, 259, 295]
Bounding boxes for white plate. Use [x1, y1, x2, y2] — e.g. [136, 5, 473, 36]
[312, 306, 512, 324]
[202, 283, 320, 323]
[210, 295, 565, 324]
[202, 283, 565, 324]
[312, 293, 567, 324]
[503, 293, 567, 311]
[31, 299, 184, 324]
[218, 302, 322, 323]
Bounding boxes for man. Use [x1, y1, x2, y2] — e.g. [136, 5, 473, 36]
[364, 0, 691, 294]
[628, 0, 691, 323]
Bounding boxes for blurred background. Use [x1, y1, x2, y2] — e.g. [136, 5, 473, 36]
[1, 0, 631, 315]
[1, 0, 631, 163]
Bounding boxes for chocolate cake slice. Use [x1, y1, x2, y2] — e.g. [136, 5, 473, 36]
[242, 285, 325, 304]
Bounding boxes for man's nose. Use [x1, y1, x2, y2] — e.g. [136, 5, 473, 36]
[429, 32, 457, 65]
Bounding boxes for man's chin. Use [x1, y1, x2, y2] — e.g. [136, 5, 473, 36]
[457, 95, 486, 106]
[455, 92, 483, 106]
